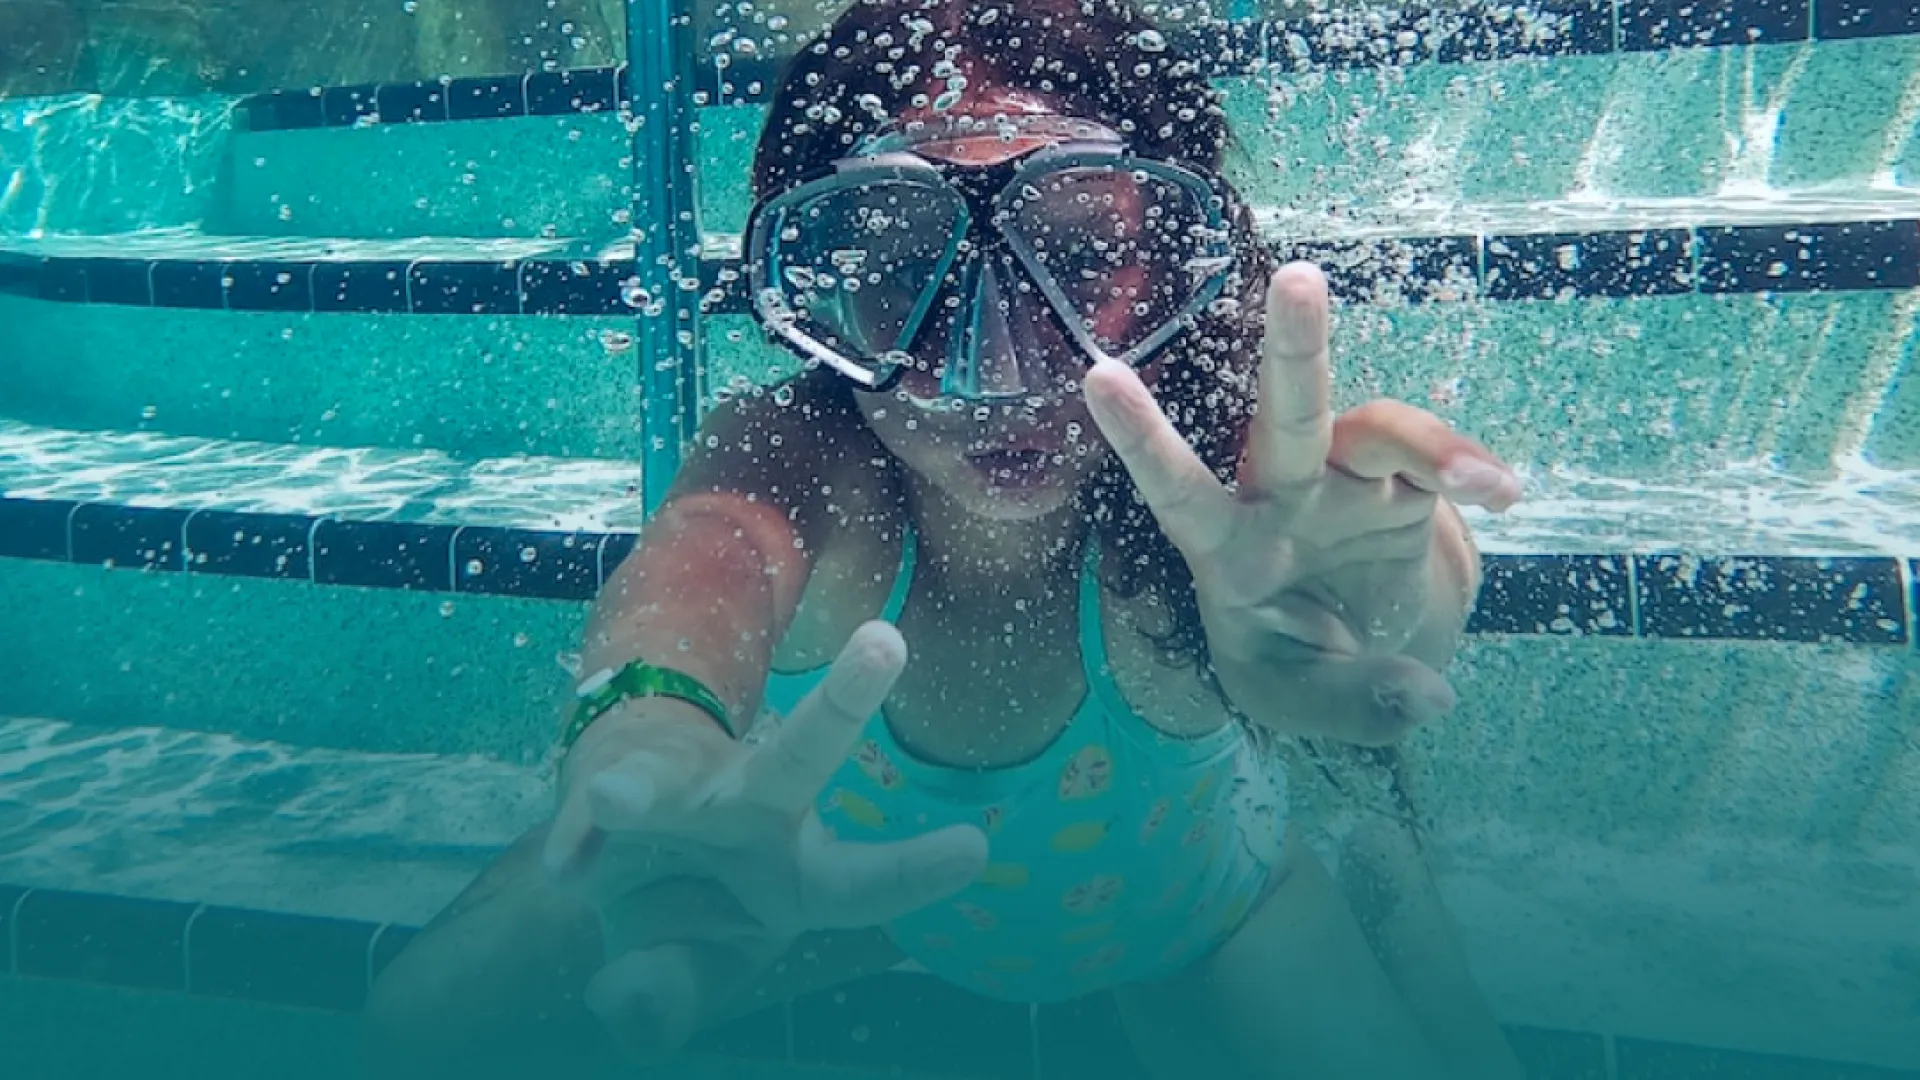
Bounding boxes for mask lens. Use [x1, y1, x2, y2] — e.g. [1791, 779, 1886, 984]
[1004, 164, 1229, 361]
[759, 178, 967, 370]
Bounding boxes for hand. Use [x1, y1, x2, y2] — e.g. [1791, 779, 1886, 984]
[1083, 261, 1520, 745]
[540, 622, 988, 1060]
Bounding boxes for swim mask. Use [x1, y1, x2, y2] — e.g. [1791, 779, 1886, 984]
[744, 113, 1237, 403]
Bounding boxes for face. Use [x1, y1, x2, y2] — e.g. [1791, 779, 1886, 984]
[851, 89, 1164, 521]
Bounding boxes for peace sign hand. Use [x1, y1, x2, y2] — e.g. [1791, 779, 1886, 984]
[541, 622, 988, 1060]
[1084, 261, 1520, 746]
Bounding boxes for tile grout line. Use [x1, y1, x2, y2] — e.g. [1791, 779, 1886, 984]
[1027, 1003, 1043, 1080]
[179, 508, 197, 571]
[1897, 555, 1918, 655]
[181, 903, 207, 993]
[304, 516, 323, 584]
[1625, 553, 1643, 638]
[60, 501, 79, 563]
[450, 525, 466, 592]
[7, 887, 31, 975]
[782, 999, 795, 1064]
[366, 923, 395, 992]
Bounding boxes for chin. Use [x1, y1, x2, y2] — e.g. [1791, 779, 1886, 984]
[945, 454, 1087, 521]
[959, 482, 1076, 521]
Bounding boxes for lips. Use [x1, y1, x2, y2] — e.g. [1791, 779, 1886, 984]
[969, 447, 1050, 469]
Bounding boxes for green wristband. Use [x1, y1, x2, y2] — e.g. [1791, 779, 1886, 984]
[561, 660, 735, 751]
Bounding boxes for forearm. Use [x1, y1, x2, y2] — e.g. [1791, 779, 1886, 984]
[582, 492, 810, 733]
[361, 831, 617, 1078]
[1337, 812, 1524, 1080]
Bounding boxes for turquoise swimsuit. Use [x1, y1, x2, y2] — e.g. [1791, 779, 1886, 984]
[759, 526, 1289, 1004]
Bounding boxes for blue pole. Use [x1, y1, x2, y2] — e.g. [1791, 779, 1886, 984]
[624, 0, 704, 516]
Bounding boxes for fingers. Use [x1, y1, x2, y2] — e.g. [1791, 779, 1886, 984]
[541, 783, 604, 879]
[1243, 262, 1334, 494]
[1330, 399, 1521, 512]
[742, 621, 908, 813]
[1083, 357, 1236, 556]
[797, 818, 990, 929]
[1263, 654, 1458, 746]
[585, 944, 718, 1065]
[589, 880, 777, 1063]
[585, 762, 668, 832]
[543, 737, 714, 882]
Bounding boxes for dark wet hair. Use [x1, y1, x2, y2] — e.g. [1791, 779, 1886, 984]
[750, 0, 1275, 679]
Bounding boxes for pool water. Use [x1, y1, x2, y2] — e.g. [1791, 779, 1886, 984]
[3, 4, 1919, 1079]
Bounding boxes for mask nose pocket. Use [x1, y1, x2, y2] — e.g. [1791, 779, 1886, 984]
[942, 254, 1034, 400]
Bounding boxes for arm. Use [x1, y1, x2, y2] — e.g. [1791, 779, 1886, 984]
[1312, 504, 1523, 1078]
[1336, 810, 1524, 1080]
[363, 381, 843, 1074]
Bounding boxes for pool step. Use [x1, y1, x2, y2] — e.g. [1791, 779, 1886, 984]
[214, 33, 1920, 243]
[0, 231, 678, 461]
[6, 26, 1917, 243]
[0, 411, 1914, 1069]
[5, 216, 1918, 472]
[2, 677, 1916, 1072]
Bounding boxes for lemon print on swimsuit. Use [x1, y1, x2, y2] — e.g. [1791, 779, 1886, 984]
[954, 902, 1000, 930]
[1058, 744, 1113, 801]
[1060, 873, 1124, 914]
[1051, 819, 1110, 853]
[1060, 920, 1115, 945]
[1185, 770, 1217, 810]
[853, 739, 904, 790]
[1072, 943, 1128, 975]
[1215, 892, 1254, 935]
[828, 788, 886, 828]
[1139, 797, 1171, 842]
[977, 863, 1031, 889]
[981, 804, 1005, 833]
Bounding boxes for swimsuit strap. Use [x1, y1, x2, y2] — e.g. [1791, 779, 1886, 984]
[1075, 539, 1137, 722]
[879, 519, 918, 624]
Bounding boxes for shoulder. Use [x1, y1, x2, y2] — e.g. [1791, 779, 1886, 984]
[675, 371, 906, 568]
[671, 373, 888, 530]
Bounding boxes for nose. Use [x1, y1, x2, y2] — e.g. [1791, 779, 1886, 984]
[942, 255, 1025, 399]
[934, 251, 1081, 403]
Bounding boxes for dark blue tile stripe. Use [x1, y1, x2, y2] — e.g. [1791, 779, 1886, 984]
[13, 888, 196, 991]
[230, 0, 1920, 131]
[1634, 552, 1910, 643]
[186, 905, 375, 1010]
[0, 497, 1910, 646]
[1618, 0, 1811, 50]
[0, 878, 1908, 1080]
[1817, 1, 1920, 40]
[8, 219, 1917, 318]
[0, 497, 74, 561]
